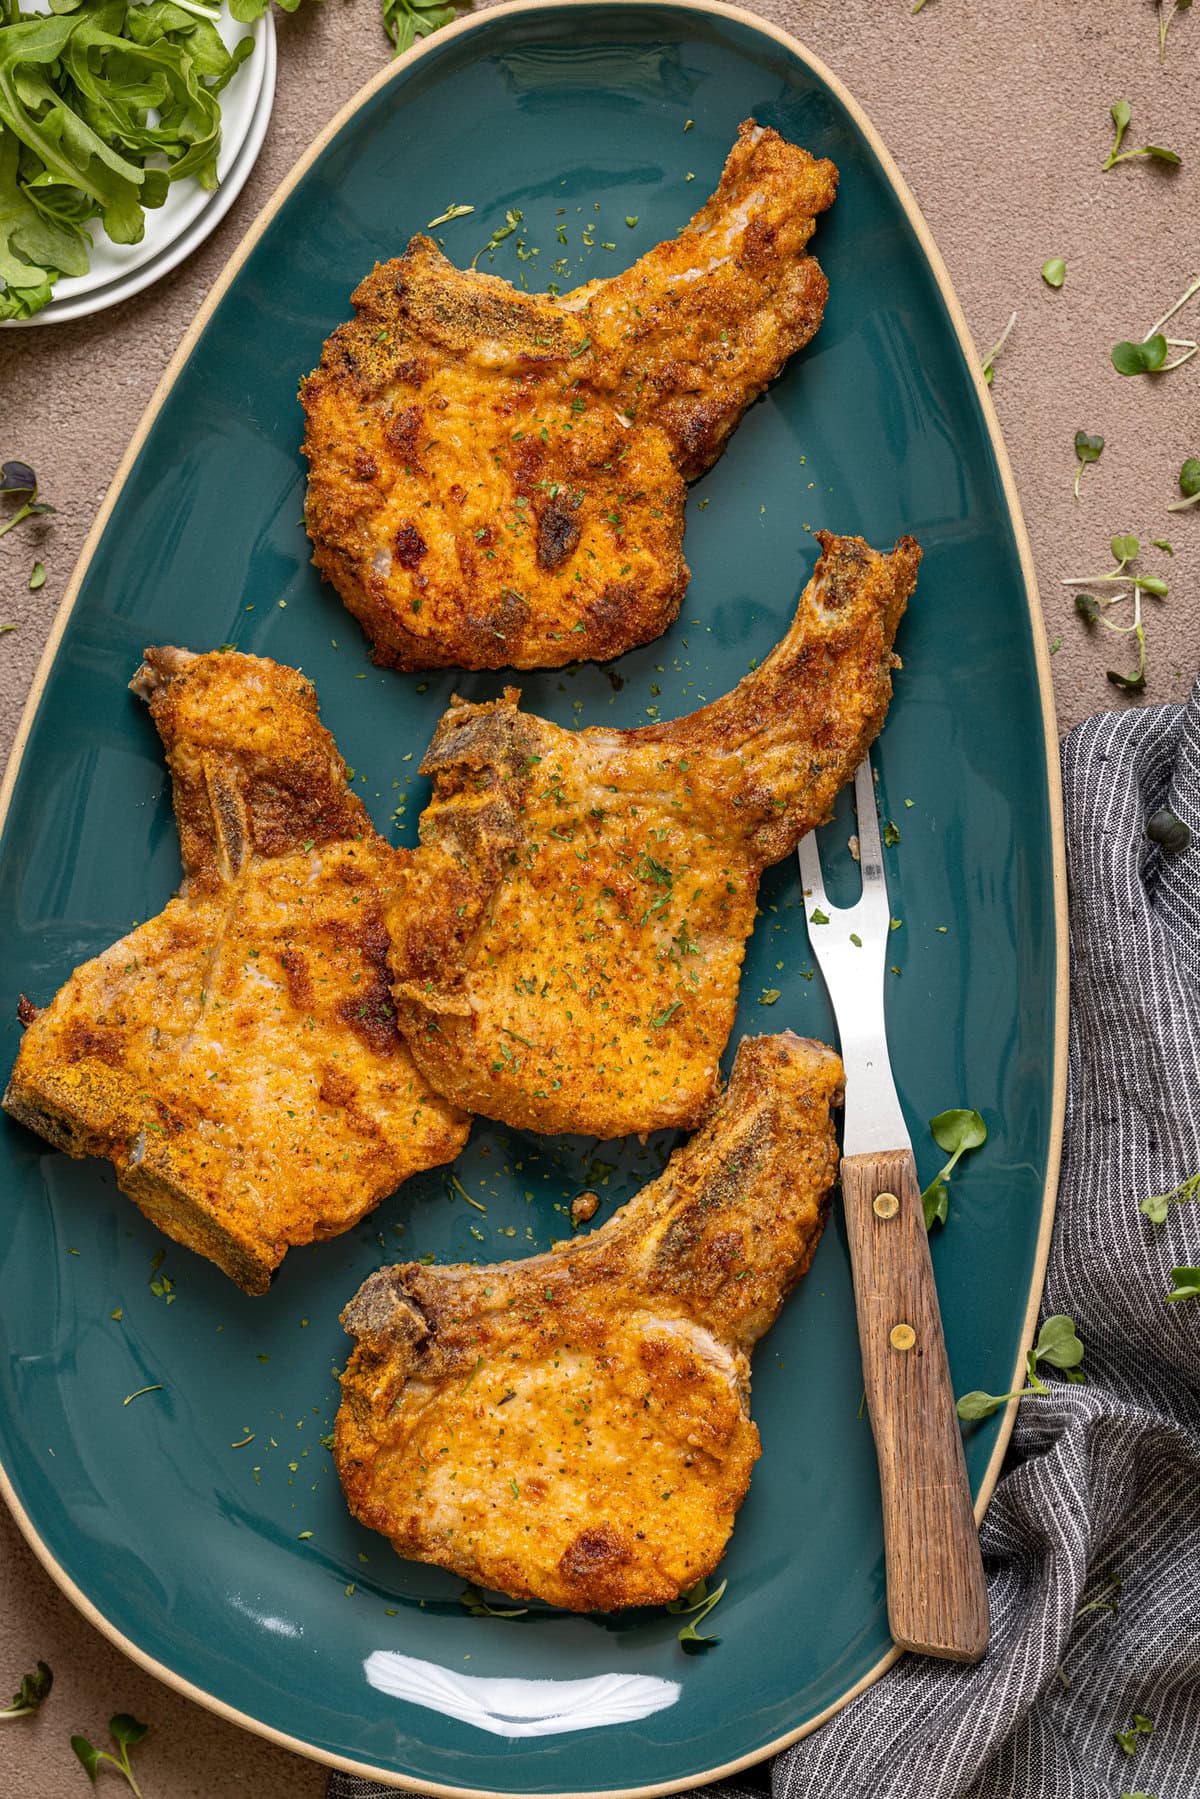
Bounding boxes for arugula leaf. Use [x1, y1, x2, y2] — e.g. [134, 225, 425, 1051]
[920, 1108, 986, 1229]
[0, 1660, 52, 1719]
[383, 0, 456, 55]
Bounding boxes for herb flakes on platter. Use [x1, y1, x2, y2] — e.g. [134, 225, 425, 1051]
[0, 0, 255, 320]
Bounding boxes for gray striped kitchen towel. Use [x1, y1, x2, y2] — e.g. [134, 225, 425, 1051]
[329, 680, 1200, 1799]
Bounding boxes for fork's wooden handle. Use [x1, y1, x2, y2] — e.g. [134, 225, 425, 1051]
[841, 1146, 989, 1663]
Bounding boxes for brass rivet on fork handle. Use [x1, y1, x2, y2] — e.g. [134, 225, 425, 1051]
[889, 1323, 916, 1351]
[873, 1190, 900, 1218]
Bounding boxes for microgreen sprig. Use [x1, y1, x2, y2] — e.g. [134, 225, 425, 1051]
[956, 1315, 1085, 1420]
[459, 1584, 528, 1618]
[1114, 1713, 1154, 1755]
[665, 1576, 726, 1648]
[1143, 1167, 1200, 1224]
[1166, 457, 1200, 511]
[921, 1108, 987, 1229]
[1111, 273, 1200, 376]
[1073, 431, 1104, 500]
[1102, 100, 1181, 171]
[71, 1715, 149, 1796]
[0, 1660, 52, 1719]
[1041, 258, 1066, 289]
[1166, 1266, 1200, 1303]
[1157, 0, 1193, 59]
[980, 312, 1016, 386]
[1062, 535, 1170, 693]
[0, 462, 55, 542]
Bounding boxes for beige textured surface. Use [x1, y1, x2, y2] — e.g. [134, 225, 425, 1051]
[0, 2, 1197, 1793]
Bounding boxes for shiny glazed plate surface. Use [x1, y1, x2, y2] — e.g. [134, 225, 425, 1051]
[0, 4, 1064, 1793]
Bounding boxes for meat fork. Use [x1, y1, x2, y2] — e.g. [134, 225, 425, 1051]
[799, 757, 989, 1663]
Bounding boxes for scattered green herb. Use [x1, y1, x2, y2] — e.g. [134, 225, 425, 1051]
[426, 202, 474, 228]
[27, 559, 44, 589]
[1142, 1166, 1200, 1223]
[1111, 274, 1200, 375]
[920, 1108, 987, 1229]
[71, 1714, 149, 1796]
[0, 1660, 52, 1719]
[1145, 809, 1191, 856]
[809, 907, 829, 925]
[665, 1576, 726, 1647]
[1102, 99, 1181, 171]
[1166, 1265, 1200, 1303]
[882, 819, 901, 847]
[981, 311, 1016, 385]
[470, 208, 522, 270]
[956, 1314, 1085, 1419]
[1062, 534, 1170, 693]
[1041, 257, 1066, 289]
[1073, 431, 1104, 500]
[459, 1584, 528, 1618]
[0, 462, 54, 539]
[1152, 539, 1174, 553]
[1075, 1569, 1121, 1617]
[1157, 0, 1193, 59]
[1114, 1714, 1154, 1755]
[759, 989, 781, 1005]
[1166, 456, 1200, 511]
[381, 0, 457, 55]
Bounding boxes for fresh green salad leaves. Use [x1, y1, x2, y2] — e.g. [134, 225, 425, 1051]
[71, 1714, 149, 1795]
[956, 1315, 1085, 1420]
[921, 1108, 987, 1229]
[0, 1660, 52, 1719]
[382, 0, 456, 55]
[0, 0, 254, 318]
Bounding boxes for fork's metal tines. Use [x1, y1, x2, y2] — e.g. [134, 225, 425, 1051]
[797, 756, 910, 1159]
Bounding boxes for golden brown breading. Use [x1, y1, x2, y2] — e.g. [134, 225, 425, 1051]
[3, 649, 469, 1294]
[387, 531, 920, 1140]
[300, 121, 837, 671]
[336, 1030, 844, 1612]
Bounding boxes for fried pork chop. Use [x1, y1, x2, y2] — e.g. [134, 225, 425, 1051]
[336, 1030, 843, 1611]
[300, 121, 837, 671]
[388, 530, 920, 1140]
[3, 649, 469, 1294]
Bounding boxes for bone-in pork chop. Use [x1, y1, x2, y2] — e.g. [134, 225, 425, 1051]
[336, 1030, 843, 1611]
[388, 530, 919, 1140]
[300, 121, 837, 670]
[3, 649, 469, 1294]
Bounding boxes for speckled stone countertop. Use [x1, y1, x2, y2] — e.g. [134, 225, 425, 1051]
[2, 2, 1198, 1793]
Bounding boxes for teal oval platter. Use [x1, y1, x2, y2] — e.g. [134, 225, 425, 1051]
[0, 3, 1067, 1793]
